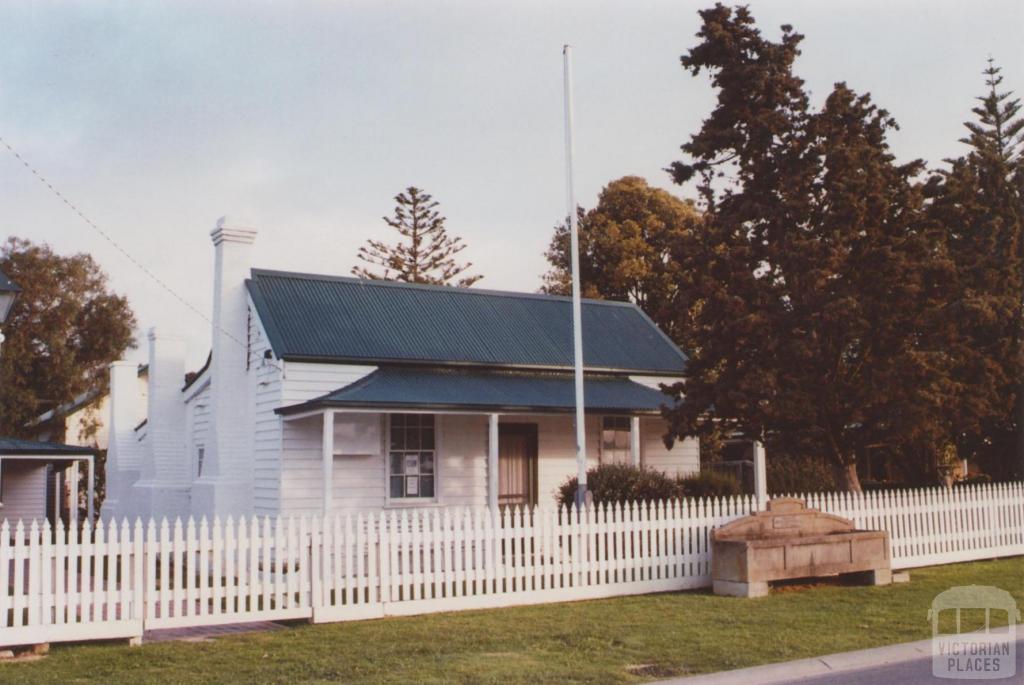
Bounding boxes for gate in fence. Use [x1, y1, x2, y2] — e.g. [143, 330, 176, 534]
[2, 482, 1022, 648]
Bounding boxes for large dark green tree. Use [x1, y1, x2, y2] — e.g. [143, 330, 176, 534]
[662, 5, 954, 491]
[0, 238, 136, 437]
[927, 60, 1024, 480]
[353, 186, 482, 287]
[541, 176, 703, 344]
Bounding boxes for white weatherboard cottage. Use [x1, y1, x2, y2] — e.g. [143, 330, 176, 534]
[103, 219, 698, 522]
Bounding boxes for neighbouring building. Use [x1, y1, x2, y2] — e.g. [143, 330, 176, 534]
[31, 364, 149, 452]
[103, 217, 699, 522]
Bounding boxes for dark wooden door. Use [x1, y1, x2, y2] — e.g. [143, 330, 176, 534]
[498, 424, 538, 507]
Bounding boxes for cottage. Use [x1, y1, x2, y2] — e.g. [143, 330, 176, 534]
[103, 218, 698, 521]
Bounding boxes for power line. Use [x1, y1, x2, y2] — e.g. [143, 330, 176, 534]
[0, 135, 246, 348]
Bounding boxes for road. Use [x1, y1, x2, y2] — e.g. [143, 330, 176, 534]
[782, 639, 1022, 684]
[662, 637, 1023, 685]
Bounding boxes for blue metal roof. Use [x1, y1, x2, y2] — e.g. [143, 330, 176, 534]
[276, 367, 676, 415]
[0, 437, 95, 456]
[247, 270, 687, 374]
[0, 269, 20, 294]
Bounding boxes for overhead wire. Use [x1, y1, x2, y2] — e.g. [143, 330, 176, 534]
[0, 135, 247, 348]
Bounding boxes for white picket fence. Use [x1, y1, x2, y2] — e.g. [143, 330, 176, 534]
[1, 482, 1022, 648]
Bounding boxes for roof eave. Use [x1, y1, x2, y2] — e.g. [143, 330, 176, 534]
[275, 354, 685, 377]
[277, 399, 667, 417]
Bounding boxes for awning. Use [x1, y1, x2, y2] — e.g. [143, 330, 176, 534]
[0, 437, 95, 457]
[276, 367, 677, 416]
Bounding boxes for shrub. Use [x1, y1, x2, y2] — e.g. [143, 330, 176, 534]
[766, 452, 835, 494]
[955, 473, 992, 487]
[676, 471, 741, 498]
[860, 479, 908, 492]
[556, 464, 743, 507]
[557, 463, 678, 508]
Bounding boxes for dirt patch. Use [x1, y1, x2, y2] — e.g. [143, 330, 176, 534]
[626, 663, 686, 678]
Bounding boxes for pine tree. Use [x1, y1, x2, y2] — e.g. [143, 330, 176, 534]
[352, 187, 482, 287]
[928, 60, 1024, 479]
[662, 5, 955, 491]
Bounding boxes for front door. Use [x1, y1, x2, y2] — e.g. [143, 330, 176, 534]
[498, 424, 538, 508]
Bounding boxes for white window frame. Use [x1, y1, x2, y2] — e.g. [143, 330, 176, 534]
[600, 415, 632, 465]
[385, 413, 440, 506]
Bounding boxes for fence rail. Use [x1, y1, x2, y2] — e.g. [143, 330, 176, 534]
[2, 482, 1022, 647]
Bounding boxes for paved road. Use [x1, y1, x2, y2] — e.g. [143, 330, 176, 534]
[661, 637, 1023, 685]
[781, 640, 1022, 685]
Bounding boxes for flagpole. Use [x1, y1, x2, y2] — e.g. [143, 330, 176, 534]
[563, 44, 588, 508]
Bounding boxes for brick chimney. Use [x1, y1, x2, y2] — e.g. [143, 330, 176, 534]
[131, 328, 189, 519]
[191, 217, 257, 518]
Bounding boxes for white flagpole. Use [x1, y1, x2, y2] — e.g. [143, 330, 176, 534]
[563, 44, 587, 508]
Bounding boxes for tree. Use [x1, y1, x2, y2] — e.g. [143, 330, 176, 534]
[661, 4, 954, 491]
[927, 60, 1024, 480]
[541, 176, 703, 344]
[0, 237, 136, 437]
[352, 187, 482, 287]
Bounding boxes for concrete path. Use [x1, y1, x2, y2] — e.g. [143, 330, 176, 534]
[655, 636, 1023, 685]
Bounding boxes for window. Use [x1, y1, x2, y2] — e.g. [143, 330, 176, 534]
[601, 416, 632, 465]
[389, 414, 436, 499]
[195, 445, 205, 479]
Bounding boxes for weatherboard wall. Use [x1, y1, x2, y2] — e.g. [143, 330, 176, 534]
[0, 461, 48, 524]
[272, 408, 698, 515]
[278, 361, 377, 515]
[248, 307, 284, 516]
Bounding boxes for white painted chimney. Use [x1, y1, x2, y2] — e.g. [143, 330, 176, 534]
[131, 328, 189, 519]
[102, 360, 144, 519]
[191, 217, 257, 518]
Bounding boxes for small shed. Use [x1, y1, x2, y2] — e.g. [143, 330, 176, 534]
[0, 437, 96, 526]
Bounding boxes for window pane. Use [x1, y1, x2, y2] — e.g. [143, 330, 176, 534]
[420, 476, 434, 498]
[615, 430, 629, 450]
[422, 428, 435, 451]
[405, 475, 420, 496]
[420, 453, 434, 474]
[390, 453, 404, 475]
[406, 427, 420, 450]
[390, 476, 404, 498]
[601, 429, 616, 449]
[390, 422, 405, 450]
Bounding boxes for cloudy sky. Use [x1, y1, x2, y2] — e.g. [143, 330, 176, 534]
[2, 0, 1021, 367]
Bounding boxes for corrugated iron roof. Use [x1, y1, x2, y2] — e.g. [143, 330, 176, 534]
[0, 437, 95, 455]
[247, 269, 687, 374]
[0, 269, 20, 294]
[276, 366, 675, 415]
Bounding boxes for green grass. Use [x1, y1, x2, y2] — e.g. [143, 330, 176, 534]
[3, 557, 1022, 684]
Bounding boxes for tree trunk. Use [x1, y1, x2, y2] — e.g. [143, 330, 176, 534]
[832, 461, 862, 492]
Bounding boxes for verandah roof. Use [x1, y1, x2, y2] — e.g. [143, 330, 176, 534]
[276, 367, 678, 416]
[0, 437, 95, 457]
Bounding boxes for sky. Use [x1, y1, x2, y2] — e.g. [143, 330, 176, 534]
[2, 0, 1022, 368]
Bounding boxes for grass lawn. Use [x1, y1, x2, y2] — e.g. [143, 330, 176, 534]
[2, 556, 1021, 684]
